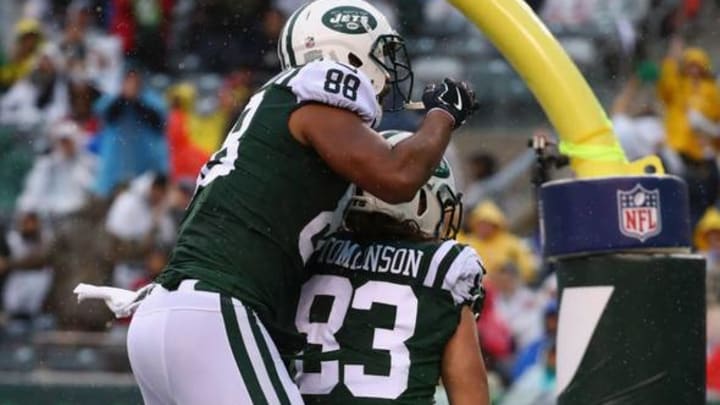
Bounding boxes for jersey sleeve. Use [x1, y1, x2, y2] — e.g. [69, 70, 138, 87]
[286, 60, 381, 127]
[441, 245, 485, 307]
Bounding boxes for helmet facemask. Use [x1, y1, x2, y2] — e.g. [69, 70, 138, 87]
[369, 34, 413, 111]
[435, 184, 463, 240]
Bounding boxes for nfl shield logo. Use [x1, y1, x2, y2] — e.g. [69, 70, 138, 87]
[617, 185, 661, 242]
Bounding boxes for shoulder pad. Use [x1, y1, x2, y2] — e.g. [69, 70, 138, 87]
[286, 60, 381, 127]
[422, 240, 484, 306]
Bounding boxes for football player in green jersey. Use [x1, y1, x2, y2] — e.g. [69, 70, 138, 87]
[126, 0, 479, 403]
[296, 131, 489, 405]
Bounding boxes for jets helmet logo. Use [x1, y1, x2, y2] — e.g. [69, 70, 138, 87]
[433, 158, 451, 179]
[617, 185, 661, 242]
[322, 6, 378, 34]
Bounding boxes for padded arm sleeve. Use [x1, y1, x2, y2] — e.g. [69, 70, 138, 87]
[442, 246, 485, 307]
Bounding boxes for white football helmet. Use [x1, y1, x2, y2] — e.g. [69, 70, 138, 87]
[278, 0, 414, 107]
[345, 130, 463, 240]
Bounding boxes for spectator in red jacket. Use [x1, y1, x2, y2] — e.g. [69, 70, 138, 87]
[477, 282, 515, 384]
[166, 82, 209, 182]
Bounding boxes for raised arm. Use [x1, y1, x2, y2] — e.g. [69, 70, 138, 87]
[290, 106, 452, 203]
[290, 78, 476, 204]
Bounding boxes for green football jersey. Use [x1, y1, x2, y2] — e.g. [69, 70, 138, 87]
[295, 232, 483, 404]
[156, 60, 381, 354]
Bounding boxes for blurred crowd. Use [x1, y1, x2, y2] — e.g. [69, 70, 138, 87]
[0, 0, 719, 404]
[0, 0, 288, 335]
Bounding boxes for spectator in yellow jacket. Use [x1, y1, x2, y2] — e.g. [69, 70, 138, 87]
[458, 200, 538, 284]
[189, 87, 236, 155]
[0, 19, 43, 91]
[190, 70, 253, 155]
[658, 41, 720, 161]
[658, 39, 720, 225]
[695, 207, 720, 252]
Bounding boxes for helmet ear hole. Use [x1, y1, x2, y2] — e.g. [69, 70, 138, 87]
[417, 189, 427, 216]
[348, 52, 364, 68]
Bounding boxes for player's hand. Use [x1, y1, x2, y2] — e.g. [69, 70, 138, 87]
[422, 78, 478, 129]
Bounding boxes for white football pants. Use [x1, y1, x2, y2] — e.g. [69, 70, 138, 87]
[127, 280, 304, 405]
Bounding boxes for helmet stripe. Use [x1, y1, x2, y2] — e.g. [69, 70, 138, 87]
[434, 245, 465, 289]
[277, 25, 286, 68]
[284, 3, 311, 67]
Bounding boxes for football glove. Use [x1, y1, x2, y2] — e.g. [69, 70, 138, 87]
[422, 78, 479, 129]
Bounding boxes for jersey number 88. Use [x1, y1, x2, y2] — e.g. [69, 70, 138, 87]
[323, 69, 361, 102]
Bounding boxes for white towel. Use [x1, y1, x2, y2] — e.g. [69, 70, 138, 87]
[73, 283, 155, 318]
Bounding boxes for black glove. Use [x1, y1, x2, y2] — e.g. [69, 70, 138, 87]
[422, 78, 478, 129]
